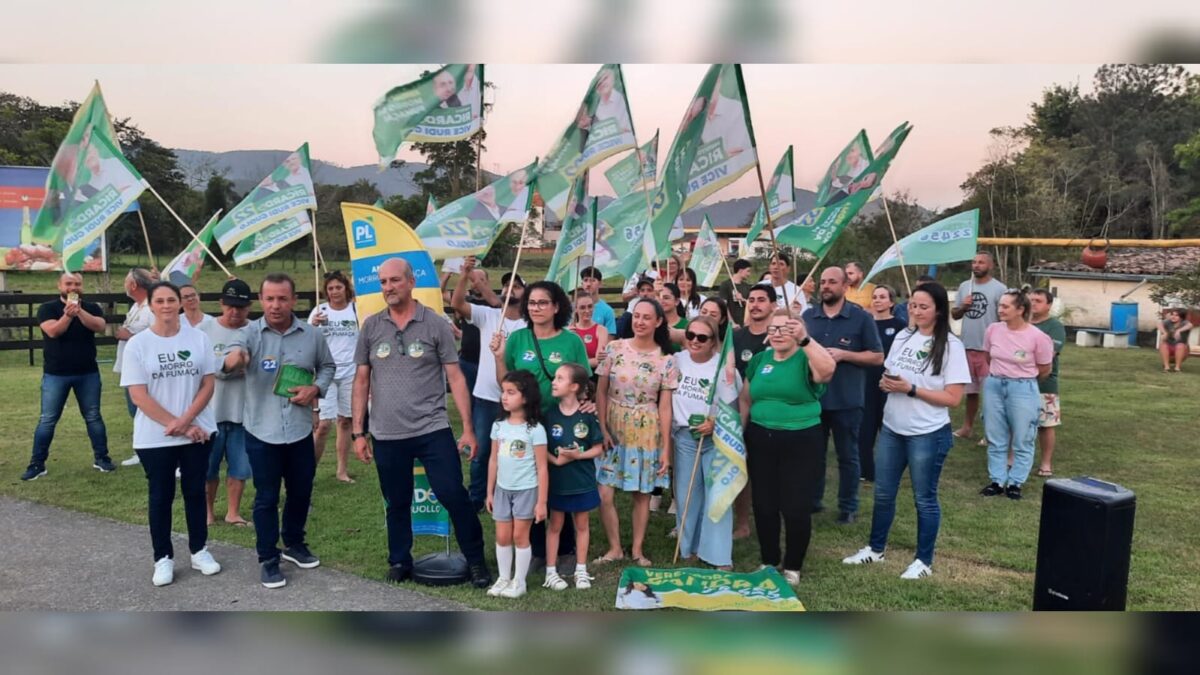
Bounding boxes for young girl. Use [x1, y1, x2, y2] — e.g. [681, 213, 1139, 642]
[486, 370, 549, 599]
[543, 363, 605, 591]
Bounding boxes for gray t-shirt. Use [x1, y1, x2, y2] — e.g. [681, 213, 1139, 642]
[956, 278, 1006, 351]
[354, 303, 459, 441]
[199, 318, 248, 425]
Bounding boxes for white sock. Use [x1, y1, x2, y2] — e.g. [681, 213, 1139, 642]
[545, 564, 557, 576]
[514, 546, 532, 585]
[496, 544, 513, 581]
[575, 563, 587, 575]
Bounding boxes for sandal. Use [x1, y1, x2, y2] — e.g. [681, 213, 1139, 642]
[592, 553, 625, 565]
[633, 556, 653, 568]
[1037, 469, 1053, 477]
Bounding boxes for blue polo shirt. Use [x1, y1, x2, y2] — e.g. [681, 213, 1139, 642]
[593, 298, 617, 334]
[802, 301, 883, 411]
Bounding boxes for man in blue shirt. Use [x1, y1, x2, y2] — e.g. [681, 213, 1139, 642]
[579, 266, 617, 334]
[802, 267, 884, 524]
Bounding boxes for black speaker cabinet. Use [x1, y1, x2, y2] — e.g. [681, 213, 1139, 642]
[1033, 477, 1136, 610]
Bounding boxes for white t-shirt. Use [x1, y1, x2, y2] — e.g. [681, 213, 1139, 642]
[114, 300, 152, 373]
[773, 281, 807, 314]
[672, 351, 740, 426]
[120, 324, 218, 449]
[308, 302, 360, 380]
[470, 304, 528, 402]
[491, 419, 548, 491]
[882, 330, 971, 436]
[683, 294, 708, 320]
[186, 313, 215, 331]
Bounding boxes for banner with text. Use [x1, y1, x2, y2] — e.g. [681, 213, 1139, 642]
[373, 64, 484, 167]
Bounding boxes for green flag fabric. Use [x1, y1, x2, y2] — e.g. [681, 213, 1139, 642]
[864, 208, 980, 283]
[372, 64, 484, 167]
[605, 130, 658, 197]
[615, 567, 803, 611]
[813, 130, 874, 208]
[744, 145, 795, 243]
[213, 144, 317, 253]
[707, 322, 748, 522]
[232, 211, 313, 266]
[535, 64, 638, 219]
[689, 216, 723, 287]
[55, 130, 148, 272]
[545, 178, 593, 292]
[775, 123, 912, 258]
[425, 194, 439, 219]
[162, 211, 220, 285]
[415, 160, 537, 259]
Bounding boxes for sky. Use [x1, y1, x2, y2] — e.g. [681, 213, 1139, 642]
[1, 64, 1196, 211]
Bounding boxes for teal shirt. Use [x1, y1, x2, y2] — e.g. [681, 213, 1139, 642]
[745, 347, 826, 431]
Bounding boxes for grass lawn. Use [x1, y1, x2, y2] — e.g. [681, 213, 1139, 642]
[1, 340, 1197, 610]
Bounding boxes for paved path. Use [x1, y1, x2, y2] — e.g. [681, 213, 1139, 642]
[0, 496, 464, 611]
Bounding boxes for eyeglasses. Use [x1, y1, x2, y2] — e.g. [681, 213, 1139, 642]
[684, 331, 712, 344]
[766, 325, 789, 335]
[527, 300, 553, 309]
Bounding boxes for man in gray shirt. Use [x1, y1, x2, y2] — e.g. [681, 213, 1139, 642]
[951, 250, 1006, 441]
[198, 279, 254, 527]
[351, 257, 491, 589]
[235, 273, 335, 589]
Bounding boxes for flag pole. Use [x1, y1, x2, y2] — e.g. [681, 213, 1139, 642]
[311, 209, 321, 308]
[135, 207, 157, 272]
[631, 138, 662, 284]
[672, 434, 707, 565]
[753, 161, 790, 309]
[881, 196, 912, 296]
[801, 250, 830, 289]
[499, 214, 532, 327]
[145, 184, 233, 278]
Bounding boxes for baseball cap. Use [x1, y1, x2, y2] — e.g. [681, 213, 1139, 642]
[220, 279, 252, 307]
[500, 272, 525, 288]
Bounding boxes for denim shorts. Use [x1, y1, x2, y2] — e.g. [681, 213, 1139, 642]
[207, 421, 252, 481]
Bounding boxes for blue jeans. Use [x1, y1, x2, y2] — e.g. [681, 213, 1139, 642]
[244, 432, 316, 563]
[816, 407, 864, 515]
[468, 397, 501, 508]
[672, 428, 732, 566]
[30, 371, 110, 465]
[207, 422, 252, 481]
[983, 376, 1041, 487]
[373, 428, 485, 568]
[137, 442, 210, 561]
[460, 360, 479, 397]
[869, 425, 953, 565]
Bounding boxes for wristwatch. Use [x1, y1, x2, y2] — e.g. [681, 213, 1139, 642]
[798, 336, 812, 348]
[352, 432, 369, 441]
[907, 384, 918, 398]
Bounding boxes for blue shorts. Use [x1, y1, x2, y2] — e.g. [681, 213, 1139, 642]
[548, 489, 601, 513]
[207, 422, 252, 481]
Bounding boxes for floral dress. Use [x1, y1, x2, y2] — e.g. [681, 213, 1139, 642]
[596, 339, 680, 493]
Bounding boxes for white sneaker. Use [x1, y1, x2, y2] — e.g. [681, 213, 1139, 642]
[486, 578, 511, 597]
[573, 570, 593, 590]
[649, 495, 662, 512]
[500, 581, 527, 599]
[190, 548, 221, 576]
[542, 571, 568, 591]
[782, 569, 802, 586]
[152, 557, 174, 587]
[900, 559, 933, 580]
[121, 455, 141, 467]
[842, 546, 885, 565]
[667, 499, 677, 515]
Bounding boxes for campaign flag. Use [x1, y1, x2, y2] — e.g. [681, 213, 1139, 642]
[864, 209, 979, 283]
[590, 188, 653, 282]
[776, 123, 912, 258]
[162, 211, 220, 285]
[373, 64, 484, 167]
[706, 322, 747, 522]
[744, 145, 795, 243]
[1, 165, 124, 272]
[232, 211, 313, 266]
[372, 198, 385, 209]
[689, 216, 724, 288]
[615, 566, 804, 611]
[341, 202, 443, 323]
[425, 194, 439, 218]
[411, 460, 451, 536]
[545, 177, 593, 292]
[415, 160, 536, 259]
[813, 130, 874, 208]
[605, 130, 658, 197]
[213, 144, 317, 253]
[55, 131, 148, 272]
[536, 65, 638, 219]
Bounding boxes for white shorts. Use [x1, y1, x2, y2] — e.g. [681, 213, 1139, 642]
[318, 375, 354, 420]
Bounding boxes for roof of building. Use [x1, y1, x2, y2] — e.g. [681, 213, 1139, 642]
[1029, 247, 1200, 279]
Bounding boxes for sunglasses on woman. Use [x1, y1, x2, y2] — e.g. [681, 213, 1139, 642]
[684, 330, 712, 343]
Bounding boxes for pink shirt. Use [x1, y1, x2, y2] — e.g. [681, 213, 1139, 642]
[983, 322, 1054, 379]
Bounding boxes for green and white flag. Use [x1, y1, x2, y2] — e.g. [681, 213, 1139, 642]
[213, 144, 317, 253]
[415, 160, 537, 259]
[744, 145, 795, 243]
[616, 567, 803, 611]
[536, 64, 638, 220]
[372, 198, 385, 209]
[776, 123, 912, 258]
[605, 130, 658, 197]
[546, 179, 594, 292]
[864, 208, 979, 283]
[591, 189, 654, 282]
[689, 216, 723, 287]
[55, 131, 149, 272]
[707, 322, 747, 522]
[425, 194, 439, 219]
[232, 211, 313, 266]
[373, 64, 484, 168]
[814, 130, 874, 208]
[162, 211, 220, 285]
[31, 82, 120, 247]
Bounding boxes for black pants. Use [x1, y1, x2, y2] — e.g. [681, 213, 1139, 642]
[858, 367, 886, 482]
[745, 423, 823, 571]
[245, 433, 315, 563]
[374, 429, 485, 568]
[137, 442, 210, 561]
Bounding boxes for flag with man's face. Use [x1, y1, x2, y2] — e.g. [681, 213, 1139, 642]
[55, 130, 148, 272]
[605, 130, 658, 197]
[689, 216, 724, 288]
[213, 143, 317, 253]
[813, 130, 874, 208]
[415, 160, 537, 259]
[162, 211, 220, 285]
[546, 178, 594, 293]
[744, 145, 795, 243]
[373, 64, 485, 167]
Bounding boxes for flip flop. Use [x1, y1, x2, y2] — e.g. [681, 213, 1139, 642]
[1037, 469, 1054, 477]
[952, 430, 971, 439]
[633, 556, 653, 568]
[336, 476, 356, 484]
[592, 553, 625, 566]
[225, 519, 251, 527]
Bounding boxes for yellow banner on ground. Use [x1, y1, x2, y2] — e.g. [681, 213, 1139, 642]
[340, 203, 444, 324]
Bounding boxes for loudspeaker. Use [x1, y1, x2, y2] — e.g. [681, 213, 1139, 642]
[1033, 476, 1136, 610]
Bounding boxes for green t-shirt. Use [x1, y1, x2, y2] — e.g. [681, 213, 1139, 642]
[1033, 317, 1066, 394]
[745, 348, 826, 431]
[504, 328, 592, 409]
[544, 406, 604, 496]
[668, 316, 688, 353]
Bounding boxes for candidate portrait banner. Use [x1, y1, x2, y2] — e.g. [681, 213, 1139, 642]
[232, 211, 312, 266]
[545, 178, 593, 292]
[813, 130, 873, 208]
[605, 130, 658, 198]
[2, 165, 122, 272]
[55, 131, 148, 272]
[162, 211, 220, 285]
[373, 64, 484, 167]
[864, 208, 980, 283]
[415, 160, 536, 260]
[213, 143, 317, 253]
[341, 202, 443, 323]
[616, 567, 804, 611]
[745, 145, 796, 243]
[689, 216, 723, 288]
